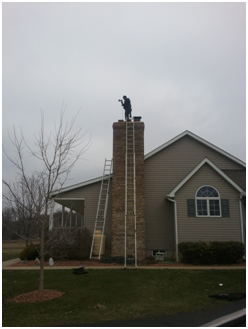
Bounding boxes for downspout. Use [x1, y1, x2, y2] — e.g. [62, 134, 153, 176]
[167, 196, 179, 262]
[239, 195, 244, 244]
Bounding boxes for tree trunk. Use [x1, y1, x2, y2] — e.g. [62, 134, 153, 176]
[39, 222, 45, 292]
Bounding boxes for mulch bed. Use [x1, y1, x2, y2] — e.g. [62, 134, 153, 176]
[6, 290, 64, 303]
[8, 260, 246, 267]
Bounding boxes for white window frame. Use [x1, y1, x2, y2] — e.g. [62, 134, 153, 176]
[195, 185, 221, 217]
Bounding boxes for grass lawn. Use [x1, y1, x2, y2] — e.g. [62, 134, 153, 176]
[2, 250, 21, 262]
[2, 269, 245, 327]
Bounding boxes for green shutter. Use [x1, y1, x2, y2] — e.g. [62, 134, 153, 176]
[187, 199, 196, 217]
[221, 199, 230, 217]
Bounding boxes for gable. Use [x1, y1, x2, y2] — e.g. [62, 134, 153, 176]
[145, 134, 245, 201]
[51, 130, 245, 197]
[168, 158, 244, 198]
[145, 130, 245, 168]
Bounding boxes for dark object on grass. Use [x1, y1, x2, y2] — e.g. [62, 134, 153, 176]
[209, 293, 245, 301]
[73, 267, 88, 275]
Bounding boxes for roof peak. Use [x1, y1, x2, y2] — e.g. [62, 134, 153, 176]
[145, 130, 245, 168]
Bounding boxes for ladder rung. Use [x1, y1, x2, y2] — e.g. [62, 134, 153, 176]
[90, 159, 112, 259]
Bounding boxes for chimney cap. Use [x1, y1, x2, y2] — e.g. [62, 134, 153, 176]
[133, 116, 142, 122]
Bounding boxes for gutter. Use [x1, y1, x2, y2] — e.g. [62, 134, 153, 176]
[167, 196, 179, 262]
[239, 194, 245, 245]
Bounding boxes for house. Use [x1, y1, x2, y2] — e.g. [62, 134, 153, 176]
[49, 120, 246, 261]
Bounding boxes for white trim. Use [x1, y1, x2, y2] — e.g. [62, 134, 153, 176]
[167, 197, 179, 262]
[168, 158, 244, 198]
[195, 185, 220, 198]
[195, 185, 221, 217]
[144, 130, 246, 168]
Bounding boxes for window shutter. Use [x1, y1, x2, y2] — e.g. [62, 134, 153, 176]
[221, 199, 230, 217]
[187, 199, 196, 217]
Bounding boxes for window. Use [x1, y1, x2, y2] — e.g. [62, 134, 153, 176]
[195, 186, 221, 217]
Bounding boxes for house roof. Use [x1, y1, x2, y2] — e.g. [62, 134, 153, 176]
[167, 158, 245, 198]
[145, 130, 246, 168]
[50, 175, 104, 198]
[222, 169, 246, 191]
[51, 130, 245, 196]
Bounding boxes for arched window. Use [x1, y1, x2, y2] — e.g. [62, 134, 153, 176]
[195, 186, 221, 217]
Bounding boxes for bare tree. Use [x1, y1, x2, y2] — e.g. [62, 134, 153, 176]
[3, 175, 43, 246]
[3, 108, 90, 291]
[2, 207, 16, 239]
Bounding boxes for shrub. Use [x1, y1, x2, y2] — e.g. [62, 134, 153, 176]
[178, 241, 245, 265]
[114, 256, 125, 264]
[45, 227, 92, 260]
[19, 245, 39, 261]
[99, 256, 113, 263]
[209, 241, 245, 264]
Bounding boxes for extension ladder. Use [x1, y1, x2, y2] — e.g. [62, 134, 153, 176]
[125, 120, 137, 268]
[90, 159, 112, 259]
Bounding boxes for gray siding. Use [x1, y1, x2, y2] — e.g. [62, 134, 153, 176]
[176, 163, 242, 242]
[54, 181, 112, 250]
[144, 135, 245, 250]
[53, 134, 245, 254]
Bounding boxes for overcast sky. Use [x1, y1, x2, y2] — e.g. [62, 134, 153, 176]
[2, 2, 246, 188]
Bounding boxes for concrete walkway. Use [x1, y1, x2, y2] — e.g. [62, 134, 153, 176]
[2, 258, 246, 270]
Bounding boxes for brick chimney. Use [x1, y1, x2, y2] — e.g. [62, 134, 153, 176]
[111, 119, 145, 261]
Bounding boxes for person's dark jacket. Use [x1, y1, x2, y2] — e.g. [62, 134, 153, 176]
[124, 98, 132, 112]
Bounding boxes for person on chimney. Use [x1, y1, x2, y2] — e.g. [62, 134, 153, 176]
[120, 95, 132, 121]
